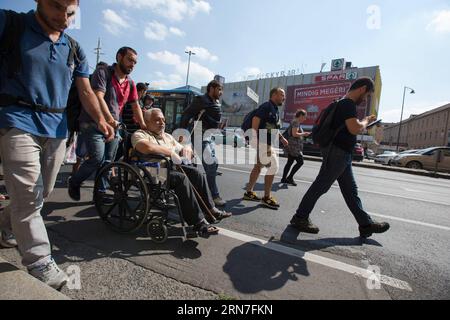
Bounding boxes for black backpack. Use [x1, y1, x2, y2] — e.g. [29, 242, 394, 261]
[311, 100, 346, 147]
[241, 108, 259, 132]
[0, 10, 81, 137]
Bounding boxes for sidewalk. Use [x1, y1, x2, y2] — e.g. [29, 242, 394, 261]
[0, 256, 69, 300]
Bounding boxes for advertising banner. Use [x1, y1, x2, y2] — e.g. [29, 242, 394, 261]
[284, 82, 370, 125]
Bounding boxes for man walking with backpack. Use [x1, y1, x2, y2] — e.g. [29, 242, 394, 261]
[180, 80, 232, 216]
[289, 77, 390, 238]
[243, 88, 288, 209]
[68, 47, 146, 201]
[0, 1, 114, 290]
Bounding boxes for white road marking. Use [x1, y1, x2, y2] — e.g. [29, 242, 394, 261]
[368, 212, 450, 232]
[219, 228, 413, 292]
[220, 167, 450, 207]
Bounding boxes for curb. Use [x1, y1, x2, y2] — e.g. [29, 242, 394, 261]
[0, 256, 70, 300]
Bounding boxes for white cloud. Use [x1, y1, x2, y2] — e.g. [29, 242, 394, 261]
[102, 9, 131, 35]
[151, 73, 184, 89]
[148, 51, 182, 65]
[427, 10, 450, 33]
[145, 21, 169, 41]
[169, 27, 186, 37]
[185, 46, 218, 62]
[144, 22, 186, 41]
[106, 0, 211, 22]
[148, 50, 215, 88]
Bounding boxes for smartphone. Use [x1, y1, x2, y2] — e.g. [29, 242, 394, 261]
[367, 119, 382, 129]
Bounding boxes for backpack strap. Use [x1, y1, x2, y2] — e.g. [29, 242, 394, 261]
[0, 10, 27, 79]
[65, 34, 81, 70]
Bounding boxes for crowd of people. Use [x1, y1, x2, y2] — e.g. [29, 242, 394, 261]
[0, 1, 389, 291]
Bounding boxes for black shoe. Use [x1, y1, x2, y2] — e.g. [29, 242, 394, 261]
[281, 178, 289, 184]
[359, 222, 390, 238]
[290, 215, 320, 234]
[68, 178, 80, 201]
[287, 178, 297, 186]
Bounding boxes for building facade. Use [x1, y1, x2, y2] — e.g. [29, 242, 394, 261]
[382, 103, 450, 150]
[210, 61, 382, 129]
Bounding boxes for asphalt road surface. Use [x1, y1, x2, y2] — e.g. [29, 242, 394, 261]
[1, 146, 449, 300]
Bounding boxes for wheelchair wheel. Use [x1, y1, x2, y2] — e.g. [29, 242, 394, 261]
[94, 162, 150, 234]
[147, 218, 168, 244]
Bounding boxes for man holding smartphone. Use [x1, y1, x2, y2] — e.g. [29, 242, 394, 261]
[290, 77, 390, 238]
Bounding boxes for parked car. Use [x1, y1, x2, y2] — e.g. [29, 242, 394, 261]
[353, 143, 364, 162]
[365, 148, 376, 160]
[390, 147, 450, 172]
[374, 151, 398, 165]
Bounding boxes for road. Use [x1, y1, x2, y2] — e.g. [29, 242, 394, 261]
[1, 146, 449, 300]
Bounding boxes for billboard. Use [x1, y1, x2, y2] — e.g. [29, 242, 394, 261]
[284, 82, 371, 125]
[220, 88, 258, 116]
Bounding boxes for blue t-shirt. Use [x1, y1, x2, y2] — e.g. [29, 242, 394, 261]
[0, 10, 90, 139]
[254, 100, 281, 146]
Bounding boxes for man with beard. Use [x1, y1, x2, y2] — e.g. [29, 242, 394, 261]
[181, 80, 231, 213]
[0, 0, 114, 289]
[243, 88, 288, 210]
[68, 47, 146, 201]
[289, 77, 390, 238]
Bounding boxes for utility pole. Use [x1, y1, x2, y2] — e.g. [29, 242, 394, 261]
[185, 50, 196, 87]
[93, 38, 104, 66]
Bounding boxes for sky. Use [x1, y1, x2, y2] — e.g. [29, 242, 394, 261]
[1, 0, 450, 123]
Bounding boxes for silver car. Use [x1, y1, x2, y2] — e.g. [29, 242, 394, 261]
[374, 151, 398, 165]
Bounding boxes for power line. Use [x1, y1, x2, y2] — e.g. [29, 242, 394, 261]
[93, 38, 105, 66]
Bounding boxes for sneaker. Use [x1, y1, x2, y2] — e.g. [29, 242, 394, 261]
[261, 196, 280, 210]
[290, 216, 320, 234]
[68, 177, 80, 201]
[28, 258, 69, 290]
[0, 229, 17, 248]
[243, 191, 261, 202]
[211, 207, 232, 220]
[213, 196, 226, 207]
[359, 221, 390, 238]
[281, 178, 289, 184]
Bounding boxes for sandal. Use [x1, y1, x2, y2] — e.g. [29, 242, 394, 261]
[212, 208, 232, 220]
[0, 194, 9, 201]
[194, 222, 219, 238]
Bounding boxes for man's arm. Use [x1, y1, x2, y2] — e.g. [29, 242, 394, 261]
[180, 97, 203, 129]
[345, 115, 377, 135]
[75, 77, 114, 140]
[135, 140, 181, 162]
[94, 90, 116, 127]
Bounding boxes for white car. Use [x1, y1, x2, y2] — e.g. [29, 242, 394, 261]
[374, 151, 398, 165]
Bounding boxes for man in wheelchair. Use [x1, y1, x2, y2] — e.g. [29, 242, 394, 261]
[131, 109, 232, 237]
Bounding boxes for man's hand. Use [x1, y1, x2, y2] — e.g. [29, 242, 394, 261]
[170, 151, 182, 165]
[181, 146, 194, 160]
[98, 120, 115, 142]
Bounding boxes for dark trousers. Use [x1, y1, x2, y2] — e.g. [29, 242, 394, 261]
[169, 165, 215, 226]
[282, 154, 304, 180]
[295, 145, 373, 227]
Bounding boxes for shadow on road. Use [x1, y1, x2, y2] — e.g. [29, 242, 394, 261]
[223, 241, 309, 295]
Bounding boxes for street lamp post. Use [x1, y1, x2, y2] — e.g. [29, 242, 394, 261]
[185, 50, 196, 87]
[396, 86, 415, 152]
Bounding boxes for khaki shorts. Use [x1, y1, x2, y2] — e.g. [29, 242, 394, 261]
[256, 144, 279, 174]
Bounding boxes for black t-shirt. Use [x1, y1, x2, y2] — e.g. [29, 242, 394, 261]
[254, 100, 281, 146]
[331, 98, 358, 153]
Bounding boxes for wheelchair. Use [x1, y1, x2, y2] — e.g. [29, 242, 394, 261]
[92, 126, 195, 243]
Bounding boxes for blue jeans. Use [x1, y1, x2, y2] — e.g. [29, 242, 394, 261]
[295, 144, 373, 227]
[202, 140, 219, 198]
[70, 123, 120, 191]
